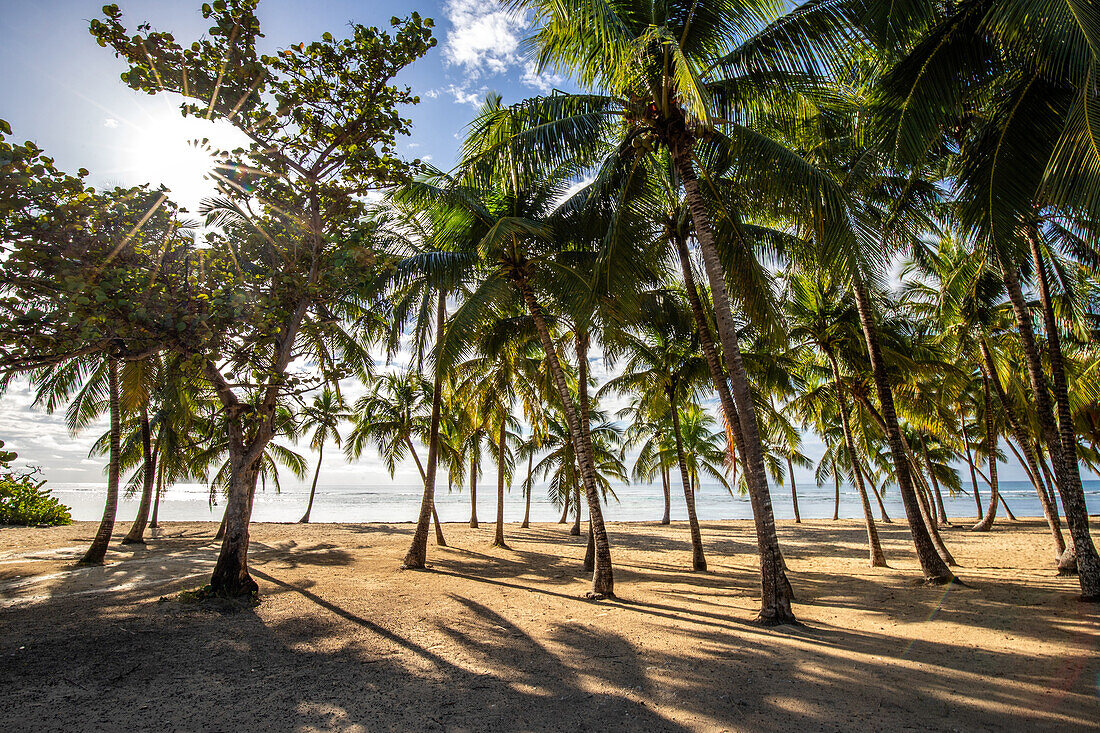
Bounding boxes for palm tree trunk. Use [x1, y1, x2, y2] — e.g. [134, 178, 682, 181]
[79, 356, 121, 566]
[973, 369, 1000, 531]
[469, 456, 479, 528]
[857, 394, 956, 566]
[1002, 253, 1099, 596]
[298, 443, 323, 524]
[786, 456, 801, 524]
[403, 290, 447, 568]
[828, 353, 887, 567]
[432, 504, 447, 546]
[849, 279, 954, 583]
[572, 479, 586, 537]
[919, 435, 949, 525]
[122, 404, 155, 544]
[493, 417, 508, 548]
[1004, 437, 1054, 537]
[672, 233, 745, 454]
[671, 143, 793, 623]
[832, 456, 840, 521]
[999, 493, 1018, 520]
[558, 496, 569, 524]
[215, 503, 227, 540]
[963, 420, 983, 519]
[519, 283, 613, 596]
[868, 472, 891, 523]
[149, 468, 162, 529]
[671, 397, 707, 570]
[584, 520, 595, 572]
[660, 463, 671, 525]
[521, 450, 532, 528]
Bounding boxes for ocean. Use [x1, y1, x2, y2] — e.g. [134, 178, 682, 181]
[46, 479, 1100, 524]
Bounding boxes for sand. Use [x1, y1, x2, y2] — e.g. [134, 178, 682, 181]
[0, 517, 1097, 732]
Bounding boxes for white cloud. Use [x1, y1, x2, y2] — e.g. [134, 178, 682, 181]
[442, 0, 527, 77]
[520, 63, 567, 94]
[439, 83, 489, 108]
[103, 118, 119, 128]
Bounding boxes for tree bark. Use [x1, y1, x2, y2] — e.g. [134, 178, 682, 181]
[919, 435, 949, 525]
[1002, 252, 1099, 597]
[403, 290, 447, 568]
[828, 353, 887, 567]
[149, 468, 162, 529]
[521, 450, 532, 528]
[570, 479, 583, 536]
[832, 456, 840, 521]
[786, 456, 802, 524]
[558, 495, 570, 524]
[584, 520, 595, 572]
[493, 417, 509, 548]
[660, 463, 671, 525]
[298, 443, 323, 524]
[671, 143, 794, 623]
[963, 419, 983, 519]
[519, 282, 613, 596]
[469, 452, 479, 528]
[973, 368, 1000, 531]
[671, 396, 707, 570]
[209, 456, 260, 595]
[122, 404, 155, 544]
[850, 277, 954, 583]
[79, 356, 121, 566]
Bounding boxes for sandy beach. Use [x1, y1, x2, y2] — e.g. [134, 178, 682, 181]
[1, 518, 1097, 731]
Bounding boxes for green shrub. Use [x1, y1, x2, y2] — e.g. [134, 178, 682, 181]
[0, 472, 72, 526]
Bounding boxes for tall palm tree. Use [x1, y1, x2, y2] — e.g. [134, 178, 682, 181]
[346, 370, 447, 546]
[480, 0, 865, 622]
[602, 291, 712, 570]
[297, 389, 349, 524]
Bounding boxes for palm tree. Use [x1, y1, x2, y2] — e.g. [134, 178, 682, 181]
[873, 0, 1100, 595]
[297, 389, 348, 524]
[346, 371, 447, 546]
[602, 291, 712, 570]
[480, 0, 862, 622]
[784, 269, 888, 566]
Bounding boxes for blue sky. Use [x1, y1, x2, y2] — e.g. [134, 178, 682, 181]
[0, 0, 1031, 492]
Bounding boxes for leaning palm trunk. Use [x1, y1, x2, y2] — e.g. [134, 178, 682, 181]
[850, 277, 955, 583]
[963, 425, 983, 519]
[919, 435, 949, 525]
[989, 375, 1064, 554]
[671, 398, 707, 570]
[122, 404, 156, 544]
[403, 290, 447, 568]
[209, 454, 261, 594]
[973, 370, 1000, 531]
[670, 142, 793, 623]
[828, 353, 887, 567]
[518, 280, 614, 596]
[571, 482, 583, 536]
[1000, 256, 1099, 596]
[298, 443, 324, 524]
[1030, 240, 1098, 585]
[857, 394, 956, 566]
[79, 356, 121, 565]
[493, 417, 509, 548]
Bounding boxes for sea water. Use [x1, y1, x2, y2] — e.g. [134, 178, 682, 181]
[44, 479, 1100, 524]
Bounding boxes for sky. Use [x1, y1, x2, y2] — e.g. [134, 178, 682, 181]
[0, 0, 1031, 489]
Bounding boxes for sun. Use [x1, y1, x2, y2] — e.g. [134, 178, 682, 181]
[122, 111, 250, 214]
